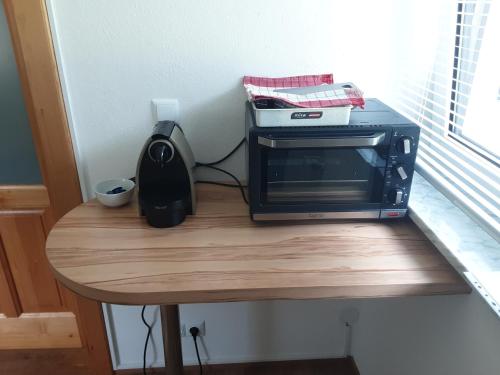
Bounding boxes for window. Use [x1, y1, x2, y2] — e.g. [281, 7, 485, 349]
[448, 0, 499, 167]
[395, 0, 499, 239]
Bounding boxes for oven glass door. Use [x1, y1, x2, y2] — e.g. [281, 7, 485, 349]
[260, 134, 388, 206]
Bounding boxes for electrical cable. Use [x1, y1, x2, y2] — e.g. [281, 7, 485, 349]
[196, 180, 247, 188]
[194, 137, 248, 204]
[138, 141, 245, 373]
[189, 327, 203, 375]
[141, 306, 153, 375]
[196, 138, 245, 166]
[193, 335, 203, 375]
[196, 164, 248, 204]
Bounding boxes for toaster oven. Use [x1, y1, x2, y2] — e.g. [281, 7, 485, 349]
[245, 98, 420, 221]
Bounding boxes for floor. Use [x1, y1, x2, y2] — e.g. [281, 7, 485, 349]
[121, 358, 360, 375]
[0, 351, 359, 375]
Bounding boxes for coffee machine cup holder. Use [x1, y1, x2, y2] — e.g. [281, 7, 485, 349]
[140, 189, 190, 228]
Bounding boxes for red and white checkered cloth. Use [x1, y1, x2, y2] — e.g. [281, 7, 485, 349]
[243, 74, 365, 108]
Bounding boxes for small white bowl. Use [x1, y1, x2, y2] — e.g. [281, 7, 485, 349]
[95, 179, 135, 207]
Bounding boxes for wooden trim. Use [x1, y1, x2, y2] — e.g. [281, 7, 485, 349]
[74, 296, 114, 375]
[3, 0, 82, 228]
[0, 348, 90, 375]
[0, 185, 49, 211]
[115, 357, 360, 375]
[0, 312, 81, 349]
[0, 215, 63, 312]
[0, 209, 51, 216]
[0, 238, 21, 317]
[3, 0, 112, 373]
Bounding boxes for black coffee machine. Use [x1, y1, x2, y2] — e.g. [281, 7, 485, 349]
[136, 121, 196, 227]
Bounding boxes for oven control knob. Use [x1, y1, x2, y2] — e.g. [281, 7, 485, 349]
[388, 189, 404, 204]
[397, 137, 412, 155]
[394, 164, 408, 180]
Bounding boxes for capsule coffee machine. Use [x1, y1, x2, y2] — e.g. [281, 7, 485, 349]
[136, 121, 196, 227]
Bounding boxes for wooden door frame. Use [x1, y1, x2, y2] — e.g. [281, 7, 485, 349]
[2, 0, 113, 374]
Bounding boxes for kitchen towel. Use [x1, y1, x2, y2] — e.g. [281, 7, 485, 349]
[243, 74, 365, 108]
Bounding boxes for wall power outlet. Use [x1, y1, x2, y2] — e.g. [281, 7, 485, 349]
[152, 98, 179, 122]
[340, 307, 360, 326]
[181, 320, 206, 337]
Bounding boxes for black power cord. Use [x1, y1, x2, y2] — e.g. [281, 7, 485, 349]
[196, 138, 245, 166]
[196, 180, 246, 189]
[189, 327, 203, 375]
[195, 138, 248, 204]
[141, 306, 153, 375]
[196, 164, 248, 204]
[139, 140, 245, 374]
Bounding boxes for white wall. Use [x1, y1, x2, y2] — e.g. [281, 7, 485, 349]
[106, 300, 350, 368]
[105, 292, 500, 374]
[48, 0, 398, 197]
[353, 291, 500, 375]
[47, 0, 500, 373]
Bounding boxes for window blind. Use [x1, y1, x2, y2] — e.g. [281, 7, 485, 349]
[394, 0, 499, 239]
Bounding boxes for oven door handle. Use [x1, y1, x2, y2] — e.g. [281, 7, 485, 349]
[257, 132, 386, 148]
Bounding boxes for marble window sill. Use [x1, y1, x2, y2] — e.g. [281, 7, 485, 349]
[408, 173, 500, 318]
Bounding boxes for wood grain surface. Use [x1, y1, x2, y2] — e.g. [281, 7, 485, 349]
[0, 312, 81, 349]
[0, 185, 49, 211]
[4, 0, 112, 371]
[0, 238, 21, 317]
[0, 215, 84, 349]
[0, 215, 63, 312]
[46, 185, 470, 305]
[0, 348, 90, 375]
[3, 0, 83, 228]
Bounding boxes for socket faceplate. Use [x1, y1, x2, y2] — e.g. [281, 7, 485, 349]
[152, 98, 179, 122]
[181, 321, 206, 337]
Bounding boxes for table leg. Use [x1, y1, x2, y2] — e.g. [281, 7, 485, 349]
[160, 305, 183, 374]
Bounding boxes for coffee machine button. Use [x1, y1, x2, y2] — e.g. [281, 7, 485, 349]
[148, 140, 175, 164]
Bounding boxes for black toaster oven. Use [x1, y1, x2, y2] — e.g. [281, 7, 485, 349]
[245, 98, 420, 221]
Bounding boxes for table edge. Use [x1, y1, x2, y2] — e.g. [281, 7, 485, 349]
[49, 261, 471, 305]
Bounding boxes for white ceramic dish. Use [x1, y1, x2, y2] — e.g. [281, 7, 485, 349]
[95, 178, 135, 207]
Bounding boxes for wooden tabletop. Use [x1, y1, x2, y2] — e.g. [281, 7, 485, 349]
[45, 185, 470, 305]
